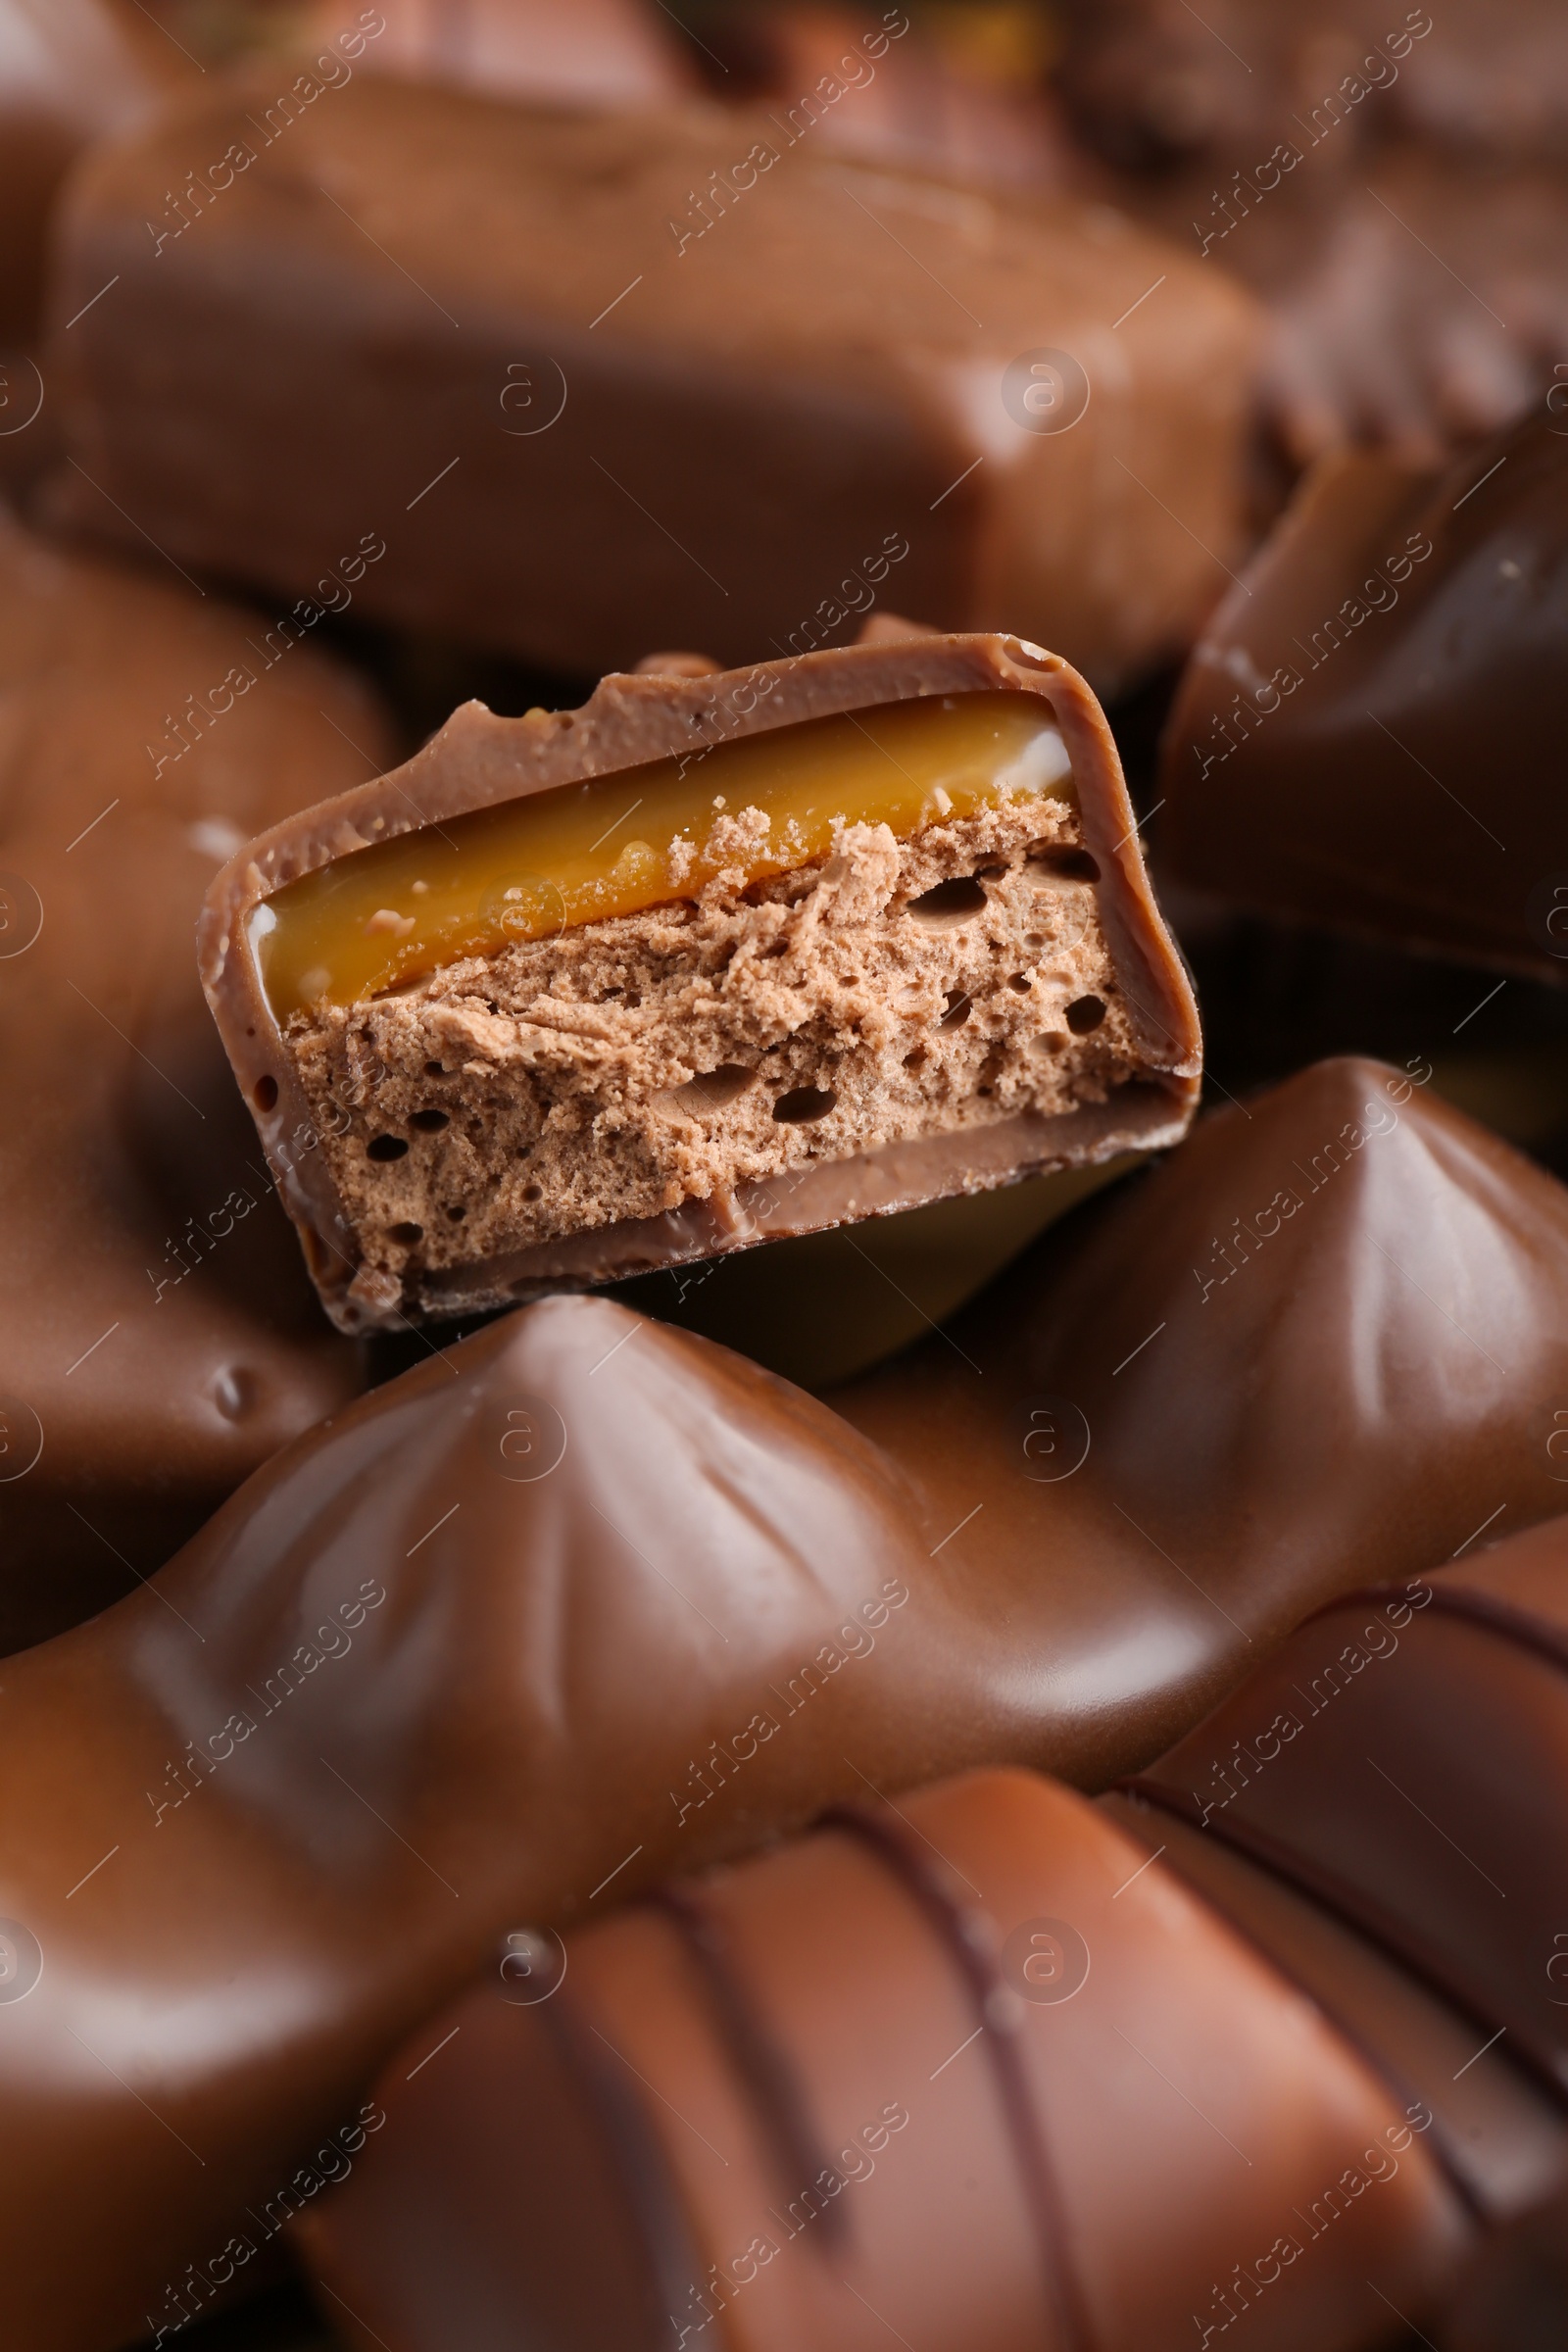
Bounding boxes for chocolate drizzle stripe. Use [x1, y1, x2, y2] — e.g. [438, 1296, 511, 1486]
[1120, 1780, 1568, 2117]
[822, 1801, 1100, 2352]
[1107, 1800, 1486, 2223]
[1300, 1582, 1440, 1630]
[1303, 1581, 1568, 1687]
[1405, 1584, 1568, 1683]
[650, 1883, 849, 2254]
[538, 1987, 713, 2347]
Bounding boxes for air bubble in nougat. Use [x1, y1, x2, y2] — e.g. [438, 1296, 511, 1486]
[772, 1086, 838, 1124]
[907, 876, 988, 927]
[1028, 844, 1100, 884]
[672, 1064, 754, 1115]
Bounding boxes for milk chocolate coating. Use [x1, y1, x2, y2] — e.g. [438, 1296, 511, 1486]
[1158, 405, 1568, 981]
[1131, 1515, 1568, 2111]
[3, 1057, 1568, 2344]
[0, 1292, 950, 2352]
[300, 1769, 1474, 2351]
[304, 1521, 1568, 2351]
[1443, 2184, 1568, 2349]
[200, 634, 1201, 1333]
[0, 0, 194, 337]
[44, 76, 1263, 692]
[834, 1051, 1568, 1784]
[0, 507, 378, 1655]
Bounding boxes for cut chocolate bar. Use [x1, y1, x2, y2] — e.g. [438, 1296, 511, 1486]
[201, 634, 1202, 1331]
[47, 74, 1263, 689]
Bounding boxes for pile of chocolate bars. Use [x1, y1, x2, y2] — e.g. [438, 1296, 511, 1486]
[5, 2, 1568, 2348]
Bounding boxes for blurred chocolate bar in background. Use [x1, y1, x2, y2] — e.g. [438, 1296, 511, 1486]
[1442, 2180, 1568, 2350]
[0, 506, 379, 1653]
[1152, 396, 1568, 1177]
[0, 0, 196, 339]
[43, 73, 1262, 693]
[1161, 403, 1568, 984]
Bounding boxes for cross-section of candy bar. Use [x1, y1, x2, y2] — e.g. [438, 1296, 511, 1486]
[201, 632, 1201, 1331]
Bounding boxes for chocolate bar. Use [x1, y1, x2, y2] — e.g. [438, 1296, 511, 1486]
[1159, 404, 1568, 980]
[0, 0, 192, 336]
[1118, 1515, 1568, 2126]
[46, 74, 1263, 690]
[833, 1048, 1568, 1779]
[0, 504, 379, 1653]
[200, 633, 1202, 1333]
[4, 1058, 1567, 2345]
[300, 1514, 1568, 2352]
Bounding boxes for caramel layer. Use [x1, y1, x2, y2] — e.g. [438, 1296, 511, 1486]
[254, 691, 1072, 1022]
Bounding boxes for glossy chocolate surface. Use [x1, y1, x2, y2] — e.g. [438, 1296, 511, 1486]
[4, 1056, 1568, 2343]
[307, 1774, 1469, 2352]
[834, 1051, 1568, 1784]
[0, 508, 379, 1656]
[1442, 2181, 1568, 2349]
[1159, 407, 1568, 980]
[0, 1292, 940, 2350]
[303, 1520, 1568, 2352]
[1135, 1515, 1568, 2107]
[45, 75, 1261, 691]
[200, 634, 1200, 1331]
